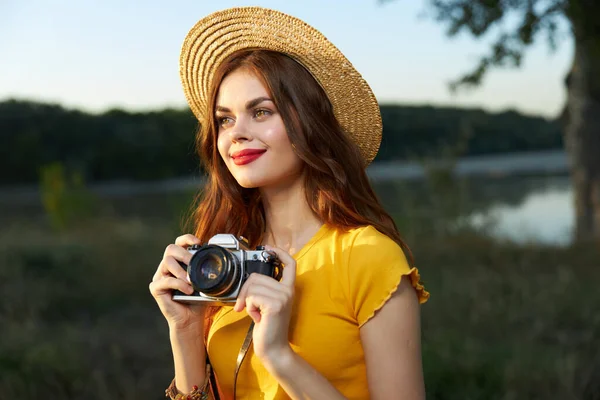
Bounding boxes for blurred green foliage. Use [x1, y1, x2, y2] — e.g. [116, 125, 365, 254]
[0, 100, 201, 185]
[0, 100, 562, 185]
[40, 162, 99, 231]
[377, 105, 562, 161]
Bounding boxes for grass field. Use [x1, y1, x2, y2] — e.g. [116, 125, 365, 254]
[0, 186, 598, 399]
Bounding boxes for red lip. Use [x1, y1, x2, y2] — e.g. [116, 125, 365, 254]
[231, 148, 266, 166]
[231, 148, 267, 158]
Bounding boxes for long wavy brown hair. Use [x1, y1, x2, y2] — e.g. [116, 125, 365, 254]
[184, 49, 413, 334]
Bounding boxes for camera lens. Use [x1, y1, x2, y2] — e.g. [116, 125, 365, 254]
[188, 245, 238, 296]
[199, 255, 222, 281]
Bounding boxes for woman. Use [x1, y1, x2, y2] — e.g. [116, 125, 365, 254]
[150, 7, 429, 400]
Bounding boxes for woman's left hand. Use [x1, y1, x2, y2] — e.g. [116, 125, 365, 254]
[233, 245, 296, 365]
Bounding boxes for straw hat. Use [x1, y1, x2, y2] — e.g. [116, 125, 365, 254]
[179, 6, 382, 166]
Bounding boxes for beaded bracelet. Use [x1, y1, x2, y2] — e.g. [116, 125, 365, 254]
[165, 364, 211, 400]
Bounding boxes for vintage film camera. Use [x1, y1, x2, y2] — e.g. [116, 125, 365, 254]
[172, 234, 282, 306]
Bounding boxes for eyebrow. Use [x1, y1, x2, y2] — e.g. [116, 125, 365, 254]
[216, 97, 273, 113]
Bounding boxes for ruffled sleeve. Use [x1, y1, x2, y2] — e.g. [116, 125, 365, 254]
[344, 226, 429, 327]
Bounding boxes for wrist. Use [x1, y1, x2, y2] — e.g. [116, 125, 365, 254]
[260, 344, 296, 377]
[169, 321, 204, 340]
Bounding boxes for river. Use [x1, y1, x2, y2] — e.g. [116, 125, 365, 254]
[0, 149, 574, 245]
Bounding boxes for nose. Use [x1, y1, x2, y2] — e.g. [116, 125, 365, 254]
[228, 117, 253, 143]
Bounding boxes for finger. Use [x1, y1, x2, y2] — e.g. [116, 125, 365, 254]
[152, 266, 162, 282]
[234, 278, 251, 312]
[233, 274, 257, 312]
[235, 280, 286, 312]
[153, 255, 187, 282]
[234, 275, 277, 312]
[175, 234, 201, 247]
[149, 276, 194, 297]
[245, 272, 285, 291]
[162, 256, 189, 281]
[163, 243, 193, 266]
[245, 293, 281, 323]
[264, 245, 296, 287]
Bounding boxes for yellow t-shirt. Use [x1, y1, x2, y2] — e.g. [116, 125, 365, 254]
[206, 224, 429, 399]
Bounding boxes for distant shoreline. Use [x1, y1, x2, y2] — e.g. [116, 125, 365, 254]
[0, 149, 568, 204]
[368, 148, 568, 181]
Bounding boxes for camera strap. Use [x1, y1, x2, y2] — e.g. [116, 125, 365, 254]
[206, 320, 254, 400]
[233, 320, 255, 399]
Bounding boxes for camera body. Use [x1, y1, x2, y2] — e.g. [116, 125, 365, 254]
[172, 234, 282, 306]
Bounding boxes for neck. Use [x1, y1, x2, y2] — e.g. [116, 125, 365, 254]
[260, 174, 323, 256]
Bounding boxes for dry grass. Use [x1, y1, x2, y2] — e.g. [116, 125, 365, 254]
[0, 198, 598, 399]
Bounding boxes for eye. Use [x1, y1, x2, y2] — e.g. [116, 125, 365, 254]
[254, 109, 271, 119]
[217, 116, 233, 128]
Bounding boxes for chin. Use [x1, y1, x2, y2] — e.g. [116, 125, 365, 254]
[229, 163, 304, 189]
[233, 172, 291, 189]
[232, 174, 267, 189]
[236, 180, 261, 189]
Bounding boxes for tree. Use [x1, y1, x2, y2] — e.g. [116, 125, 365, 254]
[382, 0, 600, 242]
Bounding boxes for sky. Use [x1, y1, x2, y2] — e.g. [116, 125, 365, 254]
[0, 0, 574, 118]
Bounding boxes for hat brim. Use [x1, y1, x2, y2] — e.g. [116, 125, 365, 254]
[180, 7, 382, 166]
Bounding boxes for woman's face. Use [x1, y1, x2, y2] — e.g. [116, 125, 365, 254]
[215, 68, 303, 189]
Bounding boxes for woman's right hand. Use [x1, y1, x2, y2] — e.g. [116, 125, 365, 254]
[149, 234, 207, 332]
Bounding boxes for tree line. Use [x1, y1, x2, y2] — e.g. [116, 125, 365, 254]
[0, 99, 562, 185]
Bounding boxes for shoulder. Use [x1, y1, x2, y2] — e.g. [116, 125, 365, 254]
[334, 224, 398, 247]
[337, 225, 407, 264]
[336, 224, 429, 309]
